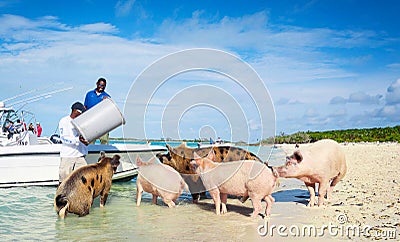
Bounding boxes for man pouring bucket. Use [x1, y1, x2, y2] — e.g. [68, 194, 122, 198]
[84, 77, 111, 144]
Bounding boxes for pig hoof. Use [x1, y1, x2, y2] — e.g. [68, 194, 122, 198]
[251, 212, 261, 218]
[307, 202, 315, 207]
[167, 202, 176, 208]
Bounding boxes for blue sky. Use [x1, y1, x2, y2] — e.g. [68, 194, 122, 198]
[1, 0, 399, 142]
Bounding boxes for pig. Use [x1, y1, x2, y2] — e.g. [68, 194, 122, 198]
[191, 150, 277, 217]
[156, 143, 267, 202]
[157, 143, 264, 174]
[275, 139, 347, 207]
[136, 156, 186, 208]
[54, 152, 120, 218]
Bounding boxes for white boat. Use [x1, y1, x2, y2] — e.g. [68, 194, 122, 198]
[197, 142, 235, 148]
[0, 102, 166, 188]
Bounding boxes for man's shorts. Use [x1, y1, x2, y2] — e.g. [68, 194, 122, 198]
[59, 156, 87, 183]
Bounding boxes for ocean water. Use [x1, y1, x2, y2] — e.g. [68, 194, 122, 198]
[0, 145, 290, 241]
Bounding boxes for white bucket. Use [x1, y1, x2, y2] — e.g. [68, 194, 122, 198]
[71, 98, 125, 142]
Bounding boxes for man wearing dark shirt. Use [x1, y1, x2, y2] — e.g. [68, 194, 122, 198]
[84, 77, 111, 144]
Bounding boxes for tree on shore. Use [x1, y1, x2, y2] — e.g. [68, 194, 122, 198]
[262, 125, 400, 144]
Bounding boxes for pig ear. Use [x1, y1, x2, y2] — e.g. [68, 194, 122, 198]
[111, 155, 121, 167]
[207, 149, 216, 161]
[192, 152, 203, 166]
[193, 152, 201, 160]
[166, 144, 173, 152]
[98, 151, 106, 161]
[148, 157, 157, 164]
[136, 155, 143, 166]
[293, 150, 303, 162]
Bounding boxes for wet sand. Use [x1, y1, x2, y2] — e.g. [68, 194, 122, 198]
[264, 142, 400, 241]
[132, 142, 398, 241]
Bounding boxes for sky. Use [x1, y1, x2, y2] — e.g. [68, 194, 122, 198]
[0, 0, 399, 143]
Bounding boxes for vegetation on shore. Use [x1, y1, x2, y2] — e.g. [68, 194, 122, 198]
[111, 126, 400, 145]
[261, 125, 400, 144]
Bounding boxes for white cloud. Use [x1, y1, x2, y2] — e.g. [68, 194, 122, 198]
[76, 23, 118, 33]
[330, 96, 346, 104]
[304, 108, 319, 118]
[115, 0, 136, 17]
[330, 92, 383, 105]
[386, 79, 400, 105]
[0, 11, 398, 139]
[348, 92, 383, 105]
[248, 119, 261, 131]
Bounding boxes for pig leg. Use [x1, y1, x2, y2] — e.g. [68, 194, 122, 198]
[58, 202, 70, 219]
[264, 195, 274, 217]
[269, 195, 275, 203]
[240, 191, 249, 203]
[163, 199, 176, 208]
[327, 172, 345, 200]
[208, 188, 221, 215]
[317, 180, 330, 206]
[220, 193, 228, 214]
[100, 190, 108, 208]
[191, 193, 200, 204]
[249, 193, 263, 218]
[305, 182, 316, 207]
[136, 183, 143, 206]
[152, 195, 158, 205]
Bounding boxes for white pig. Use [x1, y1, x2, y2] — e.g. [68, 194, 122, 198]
[191, 151, 277, 217]
[136, 156, 186, 208]
[275, 139, 347, 207]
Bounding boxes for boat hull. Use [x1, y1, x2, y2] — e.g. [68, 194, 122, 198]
[0, 143, 166, 188]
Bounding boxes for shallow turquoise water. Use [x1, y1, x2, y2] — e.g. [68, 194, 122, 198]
[0, 145, 285, 241]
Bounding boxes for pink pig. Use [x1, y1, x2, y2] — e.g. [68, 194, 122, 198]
[191, 151, 277, 217]
[136, 156, 186, 208]
[275, 139, 347, 207]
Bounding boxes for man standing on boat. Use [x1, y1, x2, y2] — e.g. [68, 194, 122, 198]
[58, 102, 89, 184]
[36, 122, 42, 137]
[84, 77, 111, 144]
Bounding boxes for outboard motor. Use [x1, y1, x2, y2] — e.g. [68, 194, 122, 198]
[50, 134, 62, 144]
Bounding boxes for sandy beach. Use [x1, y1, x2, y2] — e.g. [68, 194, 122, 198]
[259, 142, 400, 241]
[1, 142, 399, 241]
[143, 142, 399, 241]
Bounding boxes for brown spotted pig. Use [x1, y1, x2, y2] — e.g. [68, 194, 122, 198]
[191, 150, 277, 217]
[275, 139, 347, 207]
[54, 152, 120, 218]
[157, 143, 264, 174]
[136, 156, 186, 207]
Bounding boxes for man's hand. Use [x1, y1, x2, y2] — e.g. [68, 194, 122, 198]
[79, 135, 90, 146]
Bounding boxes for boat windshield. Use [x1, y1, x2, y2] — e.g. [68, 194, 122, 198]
[0, 108, 18, 134]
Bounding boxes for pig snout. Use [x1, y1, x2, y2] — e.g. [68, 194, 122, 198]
[275, 164, 299, 178]
[270, 166, 279, 178]
[275, 165, 287, 177]
[190, 160, 199, 171]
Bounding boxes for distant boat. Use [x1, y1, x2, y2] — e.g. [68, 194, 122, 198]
[0, 102, 166, 188]
[197, 142, 235, 148]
